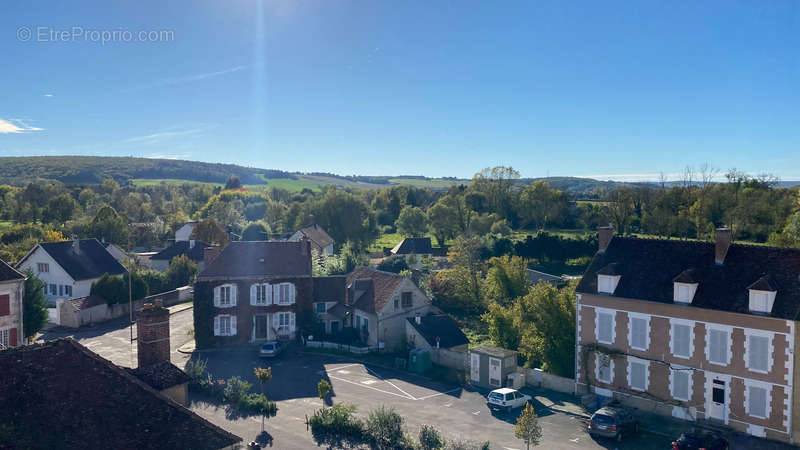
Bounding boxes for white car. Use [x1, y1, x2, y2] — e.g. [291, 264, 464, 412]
[486, 388, 531, 413]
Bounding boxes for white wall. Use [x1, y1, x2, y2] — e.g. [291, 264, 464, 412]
[17, 247, 76, 305]
[376, 278, 432, 351]
[0, 279, 24, 346]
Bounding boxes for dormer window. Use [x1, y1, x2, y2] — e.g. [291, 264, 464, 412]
[672, 269, 698, 304]
[597, 275, 620, 294]
[747, 276, 777, 314]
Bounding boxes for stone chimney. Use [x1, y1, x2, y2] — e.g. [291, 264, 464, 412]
[204, 246, 221, 267]
[300, 237, 310, 256]
[715, 227, 732, 265]
[189, 239, 196, 249]
[598, 225, 615, 253]
[136, 302, 170, 368]
[71, 236, 80, 254]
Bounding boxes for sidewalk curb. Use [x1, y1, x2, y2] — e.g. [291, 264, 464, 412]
[168, 304, 193, 315]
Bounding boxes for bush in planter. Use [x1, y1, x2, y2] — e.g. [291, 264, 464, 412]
[419, 425, 444, 450]
[240, 393, 277, 417]
[364, 406, 410, 450]
[224, 376, 252, 405]
[309, 403, 364, 449]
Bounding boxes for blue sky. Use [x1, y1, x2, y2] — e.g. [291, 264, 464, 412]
[1, 1, 798, 180]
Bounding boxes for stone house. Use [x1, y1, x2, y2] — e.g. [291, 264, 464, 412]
[0, 259, 25, 348]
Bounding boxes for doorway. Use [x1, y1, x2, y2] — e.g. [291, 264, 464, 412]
[709, 378, 727, 422]
[255, 315, 268, 340]
[471, 353, 480, 383]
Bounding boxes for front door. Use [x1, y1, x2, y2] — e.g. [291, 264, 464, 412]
[489, 357, 502, 387]
[255, 315, 268, 340]
[470, 353, 480, 383]
[709, 378, 727, 421]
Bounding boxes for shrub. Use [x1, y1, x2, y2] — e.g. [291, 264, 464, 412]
[223, 376, 252, 405]
[309, 403, 364, 449]
[376, 255, 408, 274]
[364, 406, 408, 450]
[239, 393, 277, 417]
[184, 358, 208, 383]
[419, 425, 444, 450]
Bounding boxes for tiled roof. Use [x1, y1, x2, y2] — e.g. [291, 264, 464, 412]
[526, 269, 561, 284]
[0, 339, 241, 449]
[28, 239, 126, 281]
[68, 295, 106, 310]
[0, 258, 25, 282]
[576, 237, 800, 320]
[198, 240, 312, 279]
[471, 345, 517, 358]
[391, 237, 432, 255]
[407, 314, 469, 349]
[313, 276, 346, 302]
[151, 240, 209, 262]
[346, 267, 405, 314]
[127, 361, 191, 390]
[297, 224, 334, 251]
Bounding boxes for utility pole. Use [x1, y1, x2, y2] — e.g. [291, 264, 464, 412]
[128, 227, 134, 367]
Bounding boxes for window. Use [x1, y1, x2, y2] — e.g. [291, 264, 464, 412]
[629, 315, 649, 351]
[278, 312, 290, 327]
[747, 384, 769, 419]
[749, 290, 775, 314]
[37, 263, 49, 273]
[401, 292, 412, 308]
[49, 284, 57, 295]
[59, 285, 63, 296]
[254, 284, 269, 305]
[356, 315, 361, 328]
[628, 358, 648, 391]
[746, 333, 771, 373]
[362, 317, 369, 331]
[394, 298, 399, 310]
[330, 320, 339, 333]
[596, 309, 614, 345]
[707, 328, 730, 365]
[219, 285, 232, 306]
[597, 275, 618, 294]
[670, 368, 691, 401]
[216, 316, 233, 336]
[596, 354, 613, 383]
[315, 302, 327, 313]
[0, 329, 9, 348]
[674, 283, 696, 303]
[65, 285, 72, 297]
[278, 283, 293, 305]
[671, 322, 692, 359]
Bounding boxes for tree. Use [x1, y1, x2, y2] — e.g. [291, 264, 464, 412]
[446, 235, 487, 308]
[190, 219, 229, 246]
[606, 187, 635, 235]
[515, 403, 542, 450]
[318, 379, 331, 406]
[254, 367, 272, 431]
[364, 406, 407, 450]
[376, 255, 409, 274]
[427, 201, 459, 246]
[242, 221, 270, 241]
[22, 270, 48, 340]
[310, 188, 379, 251]
[90, 273, 127, 305]
[43, 193, 77, 224]
[224, 175, 242, 190]
[482, 302, 521, 350]
[485, 255, 529, 304]
[418, 425, 444, 450]
[89, 206, 128, 246]
[518, 181, 568, 230]
[395, 206, 428, 237]
[42, 230, 67, 242]
[165, 255, 198, 289]
[515, 282, 576, 377]
[308, 403, 364, 449]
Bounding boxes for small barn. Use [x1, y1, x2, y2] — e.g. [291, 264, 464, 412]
[469, 345, 518, 390]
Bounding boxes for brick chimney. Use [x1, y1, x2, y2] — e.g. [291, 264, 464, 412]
[136, 302, 170, 368]
[715, 227, 732, 265]
[204, 245, 221, 267]
[598, 225, 615, 253]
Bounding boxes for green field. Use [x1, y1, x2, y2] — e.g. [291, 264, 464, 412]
[130, 178, 223, 188]
[387, 178, 463, 189]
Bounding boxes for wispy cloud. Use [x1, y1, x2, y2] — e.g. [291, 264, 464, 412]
[0, 118, 44, 134]
[120, 124, 217, 146]
[43, 94, 54, 97]
[144, 153, 192, 160]
[122, 65, 248, 92]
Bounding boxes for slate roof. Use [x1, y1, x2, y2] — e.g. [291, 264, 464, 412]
[151, 240, 209, 262]
[313, 275, 346, 302]
[127, 361, 191, 390]
[391, 237, 433, 255]
[526, 269, 562, 285]
[346, 267, 406, 314]
[576, 236, 800, 320]
[471, 345, 517, 359]
[297, 224, 334, 251]
[26, 239, 127, 281]
[68, 295, 106, 310]
[198, 240, 312, 279]
[407, 314, 469, 349]
[0, 258, 25, 282]
[0, 339, 241, 449]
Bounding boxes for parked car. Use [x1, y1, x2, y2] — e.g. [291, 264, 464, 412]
[259, 341, 282, 357]
[587, 406, 639, 442]
[486, 388, 531, 413]
[671, 432, 729, 450]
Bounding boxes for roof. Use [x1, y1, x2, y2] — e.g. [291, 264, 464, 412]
[407, 314, 469, 349]
[470, 345, 518, 358]
[297, 224, 334, 251]
[0, 258, 25, 282]
[0, 339, 241, 449]
[313, 276, 346, 302]
[491, 387, 518, 394]
[68, 295, 106, 310]
[346, 267, 406, 314]
[576, 236, 800, 320]
[127, 361, 191, 390]
[151, 240, 209, 262]
[326, 302, 353, 319]
[391, 237, 432, 255]
[198, 240, 311, 279]
[26, 239, 127, 281]
[526, 269, 562, 285]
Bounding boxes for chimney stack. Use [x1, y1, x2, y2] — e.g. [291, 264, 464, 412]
[136, 303, 170, 368]
[300, 237, 310, 256]
[204, 246, 221, 267]
[189, 239, 196, 249]
[72, 238, 80, 254]
[715, 227, 732, 265]
[598, 225, 615, 253]
[415, 314, 421, 325]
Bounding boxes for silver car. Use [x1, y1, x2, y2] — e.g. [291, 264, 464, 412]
[259, 341, 282, 357]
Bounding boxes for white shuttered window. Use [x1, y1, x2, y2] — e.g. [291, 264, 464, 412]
[629, 317, 648, 350]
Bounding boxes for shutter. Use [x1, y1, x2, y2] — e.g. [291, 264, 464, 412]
[266, 284, 273, 304]
[250, 284, 257, 306]
[214, 316, 220, 336]
[273, 284, 280, 304]
[290, 283, 296, 304]
[10, 328, 17, 347]
[231, 285, 237, 306]
[214, 287, 220, 307]
[289, 312, 296, 332]
[0, 294, 9, 316]
[231, 316, 237, 336]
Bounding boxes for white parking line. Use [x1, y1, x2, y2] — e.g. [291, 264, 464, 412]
[328, 374, 415, 400]
[365, 366, 418, 401]
[415, 388, 461, 401]
[326, 363, 361, 371]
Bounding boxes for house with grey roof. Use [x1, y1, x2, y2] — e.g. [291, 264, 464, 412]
[288, 223, 335, 255]
[16, 239, 127, 306]
[0, 258, 25, 349]
[150, 239, 209, 272]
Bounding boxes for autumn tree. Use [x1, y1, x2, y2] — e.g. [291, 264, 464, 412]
[515, 403, 542, 450]
[190, 219, 229, 246]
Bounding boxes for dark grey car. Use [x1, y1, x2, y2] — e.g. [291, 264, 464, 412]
[587, 406, 639, 442]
